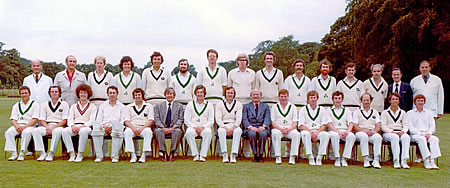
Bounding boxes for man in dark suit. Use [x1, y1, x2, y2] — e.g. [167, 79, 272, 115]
[154, 87, 184, 161]
[386, 68, 413, 111]
[243, 88, 271, 162]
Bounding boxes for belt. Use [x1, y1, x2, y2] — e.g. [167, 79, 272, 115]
[123, 103, 131, 106]
[295, 104, 305, 107]
[319, 104, 333, 107]
[179, 102, 188, 105]
[46, 121, 59, 124]
[205, 96, 223, 100]
[90, 98, 107, 101]
[264, 101, 277, 104]
[146, 97, 166, 101]
[74, 123, 84, 125]
[344, 104, 360, 108]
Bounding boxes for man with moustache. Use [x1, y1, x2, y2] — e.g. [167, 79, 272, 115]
[169, 58, 197, 107]
[309, 59, 336, 108]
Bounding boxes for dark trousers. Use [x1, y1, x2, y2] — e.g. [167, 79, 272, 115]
[155, 128, 182, 152]
[244, 129, 269, 156]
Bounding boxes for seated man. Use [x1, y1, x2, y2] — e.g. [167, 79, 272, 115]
[327, 91, 356, 167]
[32, 86, 70, 161]
[62, 84, 97, 162]
[124, 88, 154, 163]
[407, 94, 441, 169]
[184, 85, 214, 162]
[353, 93, 382, 168]
[216, 87, 243, 163]
[299, 90, 330, 166]
[243, 89, 271, 163]
[154, 87, 184, 162]
[381, 93, 410, 169]
[271, 89, 300, 165]
[94, 86, 129, 163]
[4, 86, 40, 161]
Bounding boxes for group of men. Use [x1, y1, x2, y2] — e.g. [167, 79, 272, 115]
[4, 49, 443, 169]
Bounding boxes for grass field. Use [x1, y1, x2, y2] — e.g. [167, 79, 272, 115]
[0, 97, 448, 187]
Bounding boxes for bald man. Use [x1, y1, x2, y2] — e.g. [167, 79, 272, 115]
[23, 60, 53, 104]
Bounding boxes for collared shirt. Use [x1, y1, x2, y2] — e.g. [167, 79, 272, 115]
[363, 77, 388, 112]
[284, 74, 311, 106]
[23, 73, 53, 103]
[309, 74, 336, 105]
[67, 101, 97, 127]
[407, 108, 435, 135]
[142, 66, 171, 99]
[271, 102, 298, 128]
[127, 102, 153, 127]
[215, 100, 243, 128]
[410, 73, 444, 117]
[393, 81, 402, 93]
[336, 76, 363, 107]
[352, 107, 380, 130]
[54, 69, 87, 106]
[96, 100, 130, 126]
[10, 99, 40, 125]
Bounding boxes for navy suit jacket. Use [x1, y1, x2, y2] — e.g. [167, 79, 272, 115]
[242, 102, 271, 130]
[386, 82, 413, 111]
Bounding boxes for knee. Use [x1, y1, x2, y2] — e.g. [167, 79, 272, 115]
[429, 136, 439, 143]
[172, 128, 182, 135]
[246, 130, 256, 138]
[234, 127, 242, 135]
[218, 128, 226, 134]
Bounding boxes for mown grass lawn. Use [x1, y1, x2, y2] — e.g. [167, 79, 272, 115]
[0, 97, 448, 187]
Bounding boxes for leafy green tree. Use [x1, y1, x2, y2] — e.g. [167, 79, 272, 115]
[218, 61, 237, 73]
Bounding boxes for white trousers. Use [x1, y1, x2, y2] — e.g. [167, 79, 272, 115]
[124, 127, 152, 153]
[411, 135, 441, 159]
[4, 126, 34, 153]
[32, 126, 64, 153]
[329, 131, 356, 159]
[356, 132, 382, 157]
[272, 129, 300, 157]
[218, 125, 242, 154]
[62, 126, 92, 153]
[383, 133, 410, 161]
[185, 127, 212, 157]
[301, 131, 329, 156]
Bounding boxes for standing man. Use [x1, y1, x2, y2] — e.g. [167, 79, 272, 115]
[227, 53, 255, 158]
[407, 94, 441, 169]
[154, 87, 184, 162]
[93, 86, 129, 163]
[4, 86, 40, 161]
[363, 64, 388, 113]
[23, 59, 53, 104]
[242, 89, 271, 163]
[386, 68, 413, 111]
[215, 87, 243, 163]
[32, 86, 70, 161]
[87, 56, 115, 107]
[270, 89, 300, 165]
[54, 55, 87, 106]
[381, 93, 410, 169]
[327, 91, 356, 167]
[184, 85, 214, 162]
[196, 49, 227, 105]
[169, 58, 196, 107]
[310, 59, 336, 108]
[336, 63, 363, 111]
[142, 51, 171, 105]
[124, 88, 154, 163]
[410, 60, 444, 120]
[298, 91, 330, 166]
[115, 56, 142, 105]
[254, 52, 284, 107]
[353, 93, 383, 168]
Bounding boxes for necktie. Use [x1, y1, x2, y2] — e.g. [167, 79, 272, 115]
[423, 76, 428, 84]
[394, 83, 399, 93]
[255, 103, 259, 116]
[35, 74, 39, 83]
[165, 103, 172, 127]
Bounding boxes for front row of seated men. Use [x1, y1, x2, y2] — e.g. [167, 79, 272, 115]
[4, 85, 441, 169]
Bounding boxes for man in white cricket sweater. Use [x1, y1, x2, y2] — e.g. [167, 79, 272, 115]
[407, 94, 441, 169]
[352, 93, 382, 168]
[410, 60, 444, 120]
[298, 90, 330, 166]
[142, 51, 171, 105]
[270, 89, 300, 165]
[114, 56, 142, 106]
[363, 64, 388, 112]
[184, 85, 214, 162]
[310, 59, 336, 108]
[381, 93, 410, 169]
[87, 56, 116, 107]
[124, 88, 154, 163]
[32, 86, 70, 161]
[215, 87, 243, 163]
[327, 91, 356, 167]
[94, 86, 130, 163]
[254, 51, 284, 107]
[170, 58, 196, 107]
[336, 63, 363, 111]
[196, 49, 227, 105]
[4, 86, 40, 161]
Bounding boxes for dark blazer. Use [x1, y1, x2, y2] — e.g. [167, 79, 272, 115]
[386, 82, 413, 111]
[242, 102, 271, 129]
[154, 101, 184, 129]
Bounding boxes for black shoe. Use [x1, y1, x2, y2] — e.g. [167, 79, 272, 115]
[253, 156, 258, 162]
[258, 155, 264, 163]
[169, 151, 175, 162]
[161, 151, 168, 162]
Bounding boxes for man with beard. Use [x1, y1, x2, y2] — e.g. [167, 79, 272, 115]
[169, 58, 196, 107]
[309, 59, 336, 108]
